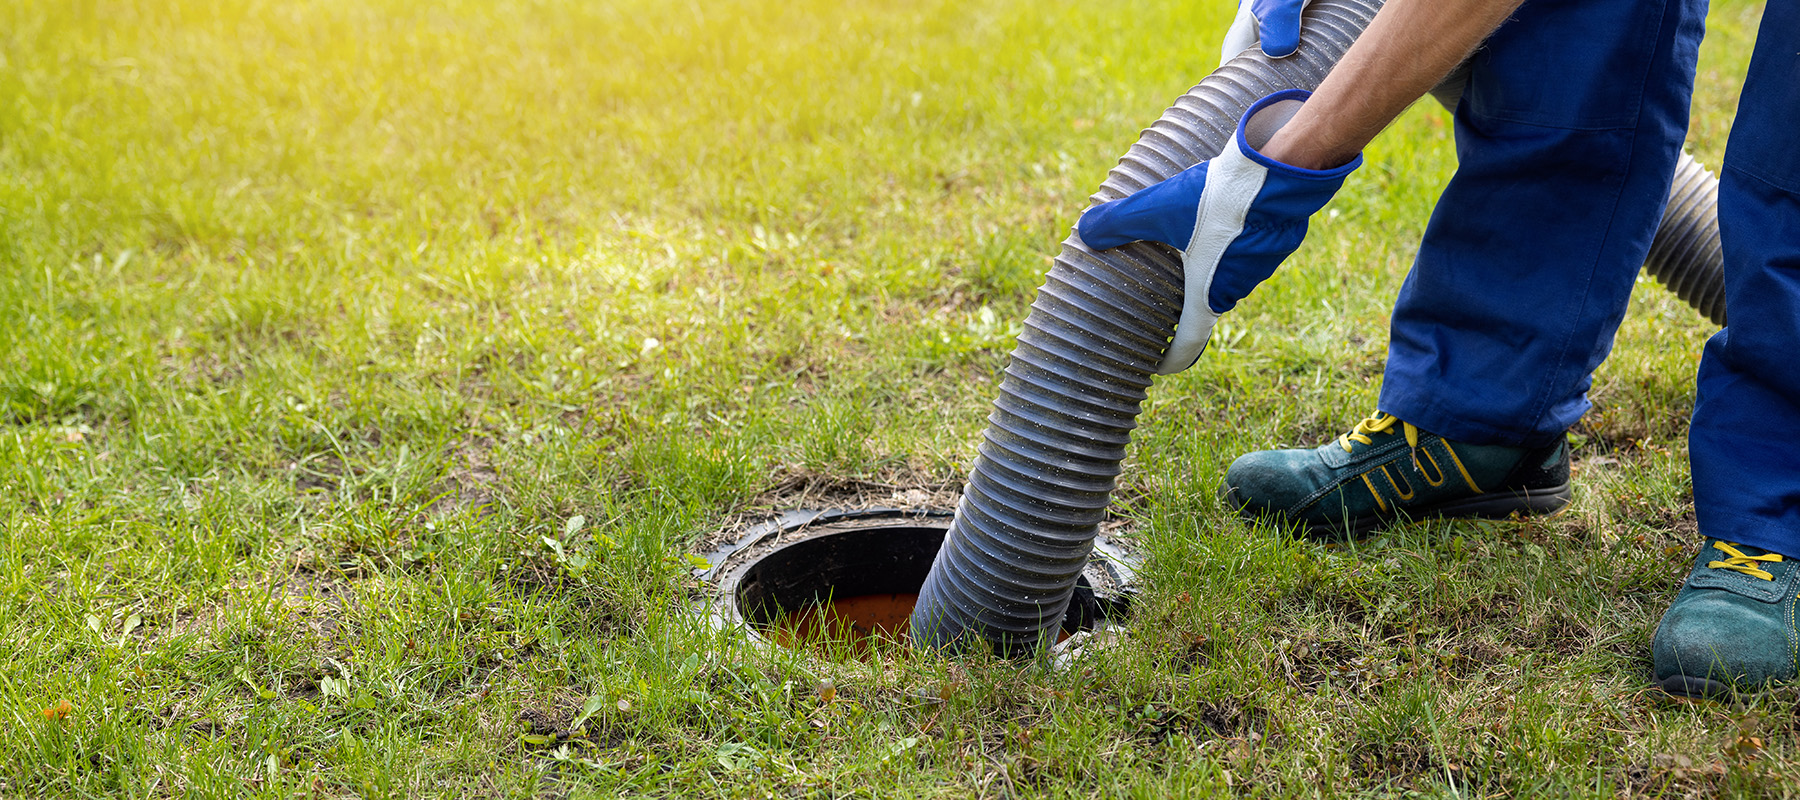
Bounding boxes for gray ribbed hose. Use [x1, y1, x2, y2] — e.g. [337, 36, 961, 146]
[1648, 151, 1726, 325]
[909, 0, 1726, 656]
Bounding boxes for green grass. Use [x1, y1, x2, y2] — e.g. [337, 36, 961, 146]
[1, 0, 1791, 796]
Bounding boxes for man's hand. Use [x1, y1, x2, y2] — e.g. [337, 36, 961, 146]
[1219, 0, 1309, 66]
[1077, 91, 1360, 374]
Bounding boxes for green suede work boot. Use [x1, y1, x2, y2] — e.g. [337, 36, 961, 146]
[1653, 540, 1798, 698]
[1222, 412, 1572, 538]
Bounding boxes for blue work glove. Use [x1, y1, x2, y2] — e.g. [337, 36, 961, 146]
[1076, 89, 1360, 374]
[1219, 0, 1309, 65]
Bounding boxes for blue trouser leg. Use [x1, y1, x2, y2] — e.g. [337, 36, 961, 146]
[1690, 0, 1800, 557]
[1378, 0, 1707, 448]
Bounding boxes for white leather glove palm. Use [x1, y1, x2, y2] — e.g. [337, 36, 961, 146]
[1076, 91, 1361, 374]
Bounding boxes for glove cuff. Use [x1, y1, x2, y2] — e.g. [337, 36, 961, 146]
[1235, 90, 1364, 178]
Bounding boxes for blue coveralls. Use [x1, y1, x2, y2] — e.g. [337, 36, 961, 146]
[1375, 0, 1800, 555]
[1688, 0, 1800, 557]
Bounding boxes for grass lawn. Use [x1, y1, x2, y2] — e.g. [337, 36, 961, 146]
[2, 0, 1792, 796]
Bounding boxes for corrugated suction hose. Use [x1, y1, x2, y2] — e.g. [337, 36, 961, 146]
[909, 0, 1726, 656]
[1647, 151, 1726, 325]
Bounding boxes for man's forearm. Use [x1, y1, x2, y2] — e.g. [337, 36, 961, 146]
[1260, 0, 1526, 169]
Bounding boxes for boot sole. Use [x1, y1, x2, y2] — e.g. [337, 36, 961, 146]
[1657, 674, 1734, 700]
[1223, 482, 1573, 540]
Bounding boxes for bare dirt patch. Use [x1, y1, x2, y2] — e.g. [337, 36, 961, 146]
[749, 463, 963, 511]
[431, 437, 502, 515]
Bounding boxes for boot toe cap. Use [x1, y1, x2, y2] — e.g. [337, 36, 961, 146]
[1653, 590, 1796, 689]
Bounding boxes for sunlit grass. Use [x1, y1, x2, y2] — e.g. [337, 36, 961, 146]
[0, 0, 1784, 796]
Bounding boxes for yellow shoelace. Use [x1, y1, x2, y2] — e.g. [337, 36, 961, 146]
[1708, 541, 1784, 581]
[1338, 412, 1420, 454]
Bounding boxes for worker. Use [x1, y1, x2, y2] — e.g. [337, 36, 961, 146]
[1077, 0, 1800, 696]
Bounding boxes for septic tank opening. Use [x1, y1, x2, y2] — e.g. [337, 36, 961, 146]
[696, 508, 1135, 655]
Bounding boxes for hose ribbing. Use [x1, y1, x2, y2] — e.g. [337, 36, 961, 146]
[1647, 151, 1727, 325]
[910, 0, 1726, 656]
[909, 0, 1379, 655]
